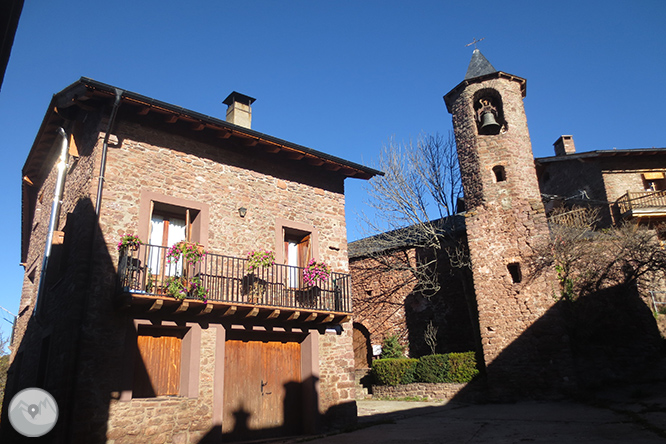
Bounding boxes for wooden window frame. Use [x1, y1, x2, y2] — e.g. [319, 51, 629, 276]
[138, 191, 210, 250]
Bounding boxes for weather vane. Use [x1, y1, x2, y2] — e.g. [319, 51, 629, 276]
[465, 37, 485, 49]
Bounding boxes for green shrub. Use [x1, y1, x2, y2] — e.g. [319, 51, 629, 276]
[380, 335, 406, 359]
[372, 358, 418, 386]
[446, 352, 479, 383]
[415, 354, 449, 383]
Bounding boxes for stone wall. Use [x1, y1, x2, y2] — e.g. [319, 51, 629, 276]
[350, 249, 478, 360]
[372, 382, 472, 402]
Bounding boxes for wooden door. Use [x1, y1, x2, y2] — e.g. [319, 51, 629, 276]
[134, 328, 183, 397]
[223, 336, 302, 438]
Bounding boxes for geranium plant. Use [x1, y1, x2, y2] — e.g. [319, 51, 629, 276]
[167, 241, 206, 266]
[164, 275, 208, 303]
[247, 250, 275, 272]
[117, 233, 142, 252]
[164, 275, 189, 300]
[302, 259, 331, 287]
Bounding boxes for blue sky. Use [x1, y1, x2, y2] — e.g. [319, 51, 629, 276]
[1, 0, 665, 344]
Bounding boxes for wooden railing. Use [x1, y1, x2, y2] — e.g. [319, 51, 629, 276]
[118, 244, 352, 313]
[616, 190, 666, 216]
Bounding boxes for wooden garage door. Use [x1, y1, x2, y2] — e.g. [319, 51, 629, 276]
[223, 333, 302, 438]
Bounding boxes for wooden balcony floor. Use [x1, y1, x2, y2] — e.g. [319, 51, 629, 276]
[117, 291, 351, 326]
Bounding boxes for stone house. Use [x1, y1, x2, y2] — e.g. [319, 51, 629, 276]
[2, 77, 380, 443]
[536, 136, 666, 230]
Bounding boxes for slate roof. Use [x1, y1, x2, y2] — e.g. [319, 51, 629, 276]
[464, 49, 497, 80]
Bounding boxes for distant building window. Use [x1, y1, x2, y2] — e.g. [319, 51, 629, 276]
[492, 165, 506, 182]
[507, 263, 522, 283]
[642, 172, 665, 192]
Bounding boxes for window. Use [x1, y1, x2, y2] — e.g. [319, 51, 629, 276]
[284, 228, 311, 288]
[147, 203, 200, 278]
[642, 172, 665, 192]
[507, 263, 522, 284]
[275, 219, 319, 289]
[492, 165, 506, 182]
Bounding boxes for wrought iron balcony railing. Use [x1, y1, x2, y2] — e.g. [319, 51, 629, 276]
[616, 190, 666, 217]
[118, 244, 352, 313]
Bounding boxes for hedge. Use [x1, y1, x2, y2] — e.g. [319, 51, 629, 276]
[447, 352, 479, 383]
[372, 358, 418, 386]
[414, 354, 449, 383]
[373, 352, 479, 385]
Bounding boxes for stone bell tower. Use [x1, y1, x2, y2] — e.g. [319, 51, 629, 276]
[444, 49, 574, 397]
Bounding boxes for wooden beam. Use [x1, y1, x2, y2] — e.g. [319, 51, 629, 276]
[323, 163, 342, 172]
[287, 311, 300, 321]
[148, 299, 163, 312]
[245, 307, 259, 318]
[285, 152, 305, 160]
[304, 313, 318, 322]
[217, 130, 232, 139]
[197, 304, 214, 316]
[174, 301, 189, 313]
[165, 115, 178, 124]
[306, 157, 325, 167]
[243, 139, 258, 147]
[266, 309, 280, 320]
[221, 306, 237, 317]
[339, 315, 351, 323]
[137, 106, 151, 115]
[191, 123, 205, 131]
[263, 145, 281, 154]
[318, 314, 334, 324]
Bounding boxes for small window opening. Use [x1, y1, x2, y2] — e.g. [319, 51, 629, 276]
[493, 165, 506, 182]
[507, 263, 522, 283]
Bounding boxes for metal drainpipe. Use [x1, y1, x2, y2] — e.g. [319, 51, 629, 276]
[94, 88, 124, 215]
[34, 128, 69, 318]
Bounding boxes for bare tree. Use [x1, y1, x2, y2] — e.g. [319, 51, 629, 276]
[533, 207, 666, 301]
[424, 320, 438, 355]
[359, 132, 465, 298]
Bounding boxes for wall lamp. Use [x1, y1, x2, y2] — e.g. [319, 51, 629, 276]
[238, 207, 247, 218]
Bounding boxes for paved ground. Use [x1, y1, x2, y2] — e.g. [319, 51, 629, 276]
[298, 382, 666, 443]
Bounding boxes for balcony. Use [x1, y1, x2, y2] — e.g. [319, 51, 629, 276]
[117, 244, 352, 325]
[616, 190, 666, 219]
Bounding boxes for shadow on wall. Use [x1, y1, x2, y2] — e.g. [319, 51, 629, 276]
[451, 280, 664, 403]
[0, 197, 120, 443]
[197, 376, 357, 443]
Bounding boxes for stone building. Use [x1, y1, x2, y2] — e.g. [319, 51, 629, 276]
[537, 136, 666, 229]
[2, 77, 380, 443]
[351, 50, 666, 396]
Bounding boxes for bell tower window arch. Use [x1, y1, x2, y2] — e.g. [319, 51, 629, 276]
[473, 88, 505, 135]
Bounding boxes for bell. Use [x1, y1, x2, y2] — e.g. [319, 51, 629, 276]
[479, 111, 500, 135]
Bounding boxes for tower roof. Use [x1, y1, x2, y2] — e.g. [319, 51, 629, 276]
[464, 49, 497, 80]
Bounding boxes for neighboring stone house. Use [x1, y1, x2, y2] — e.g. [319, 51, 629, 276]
[2, 78, 380, 443]
[536, 136, 666, 230]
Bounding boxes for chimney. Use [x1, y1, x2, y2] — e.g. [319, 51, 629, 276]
[553, 135, 576, 156]
[223, 91, 256, 129]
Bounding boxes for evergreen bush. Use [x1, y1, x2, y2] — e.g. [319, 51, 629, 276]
[380, 334, 406, 359]
[446, 352, 479, 383]
[372, 358, 418, 386]
[414, 354, 449, 383]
